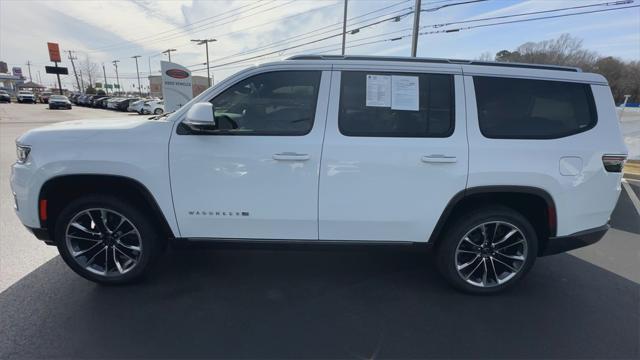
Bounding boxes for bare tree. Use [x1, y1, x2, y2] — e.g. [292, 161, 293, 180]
[477, 52, 494, 62]
[492, 34, 638, 103]
[80, 55, 99, 89]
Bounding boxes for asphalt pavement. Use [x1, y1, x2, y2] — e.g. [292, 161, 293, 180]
[0, 102, 638, 359]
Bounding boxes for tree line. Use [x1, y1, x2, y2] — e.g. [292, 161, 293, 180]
[480, 34, 639, 104]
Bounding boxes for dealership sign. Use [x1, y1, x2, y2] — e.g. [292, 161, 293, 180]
[47, 42, 62, 62]
[161, 61, 193, 112]
[12, 67, 23, 78]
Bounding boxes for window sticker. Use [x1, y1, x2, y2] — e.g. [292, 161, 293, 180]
[391, 75, 419, 111]
[365, 74, 391, 107]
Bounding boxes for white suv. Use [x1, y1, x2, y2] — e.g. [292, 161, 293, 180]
[11, 56, 628, 293]
[16, 90, 36, 103]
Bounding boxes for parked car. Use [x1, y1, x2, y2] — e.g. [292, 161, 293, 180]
[91, 96, 109, 107]
[142, 99, 164, 115]
[48, 95, 72, 110]
[70, 94, 83, 104]
[38, 92, 53, 104]
[78, 95, 93, 106]
[0, 90, 10, 103]
[106, 98, 123, 110]
[117, 98, 139, 111]
[16, 90, 36, 103]
[10, 56, 628, 293]
[127, 99, 148, 114]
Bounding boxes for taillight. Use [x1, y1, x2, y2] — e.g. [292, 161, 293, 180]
[602, 154, 627, 173]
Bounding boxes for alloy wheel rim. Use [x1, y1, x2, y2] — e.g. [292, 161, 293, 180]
[65, 208, 142, 277]
[455, 221, 528, 288]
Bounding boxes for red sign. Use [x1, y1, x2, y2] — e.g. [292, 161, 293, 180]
[165, 69, 189, 79]
[47, 42, 61, 62]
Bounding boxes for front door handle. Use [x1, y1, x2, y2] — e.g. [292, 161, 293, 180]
[421, 155, 457, 163]
[273, 152, 311, 161]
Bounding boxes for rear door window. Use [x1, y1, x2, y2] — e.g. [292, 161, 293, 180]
[338, 71, 455, 138]
[473, 76, 597, 139]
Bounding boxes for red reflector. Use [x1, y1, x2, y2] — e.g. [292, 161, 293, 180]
[39, 199, 48, 221]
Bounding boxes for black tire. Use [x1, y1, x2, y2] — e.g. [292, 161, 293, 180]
[153, 108, 163, 115]
[436, 206, 538, 294]
[54, 195, 163, 284]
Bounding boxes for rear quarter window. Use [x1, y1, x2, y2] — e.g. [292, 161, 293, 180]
[473, 76, 597, 139]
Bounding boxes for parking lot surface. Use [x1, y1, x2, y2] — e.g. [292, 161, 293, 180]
[0, 103, 639, 359]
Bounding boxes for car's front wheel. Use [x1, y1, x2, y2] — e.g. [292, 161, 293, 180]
[436, 206, 537, 294]
[55, 195, 163, 284]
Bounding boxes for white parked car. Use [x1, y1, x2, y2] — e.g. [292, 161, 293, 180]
[142, 99, 164, 115]
[11, 55, 628, 293]
[127, 99, 146, 113]
[16, 90, 36, 103]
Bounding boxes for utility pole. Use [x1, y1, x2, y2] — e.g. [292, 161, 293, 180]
[102, 63, 108, 94]
[341, 0, 348, 55]
[411, 0, 421, 57]
[162, 48, 176, 62]
[37, 70, 42, 85]
[132, 55, 142, 96]
[112, 60, 120, 95]
[79, 70, 85, 92]
[25, 61, 33, 82]
[191, 39, 216, 87]
[67, 51, 81, 93]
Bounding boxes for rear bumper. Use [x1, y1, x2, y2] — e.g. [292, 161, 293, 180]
[541, 224, 609, 256]
[25, 226, 55, 245]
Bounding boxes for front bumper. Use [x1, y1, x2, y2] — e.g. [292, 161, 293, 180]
[541, 224, 609, 256]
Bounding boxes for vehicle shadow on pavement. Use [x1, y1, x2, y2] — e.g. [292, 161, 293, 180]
[0, 248, 638, 359]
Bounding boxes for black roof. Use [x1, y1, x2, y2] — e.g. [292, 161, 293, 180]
[286, 55, 580, 72]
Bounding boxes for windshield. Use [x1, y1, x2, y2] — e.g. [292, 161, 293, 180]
[50, 95, 67, 100]
[19, 91, 32, 95]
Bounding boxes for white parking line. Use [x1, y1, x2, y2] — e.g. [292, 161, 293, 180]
[622, 179, 640, 216]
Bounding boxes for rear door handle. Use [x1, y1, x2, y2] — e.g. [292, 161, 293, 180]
[421, 155, 457, 163]
[272, 152, 311, 161]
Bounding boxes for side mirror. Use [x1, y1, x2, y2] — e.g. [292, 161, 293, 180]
[183, 102, 216, 132]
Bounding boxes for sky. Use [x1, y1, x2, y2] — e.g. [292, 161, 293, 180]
[1, 0, 639, 92]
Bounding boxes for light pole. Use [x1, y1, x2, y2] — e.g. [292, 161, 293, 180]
[112, 60, 121, 94]
[162, 48, 176, 62]
[191, 39, 216, 87]
[132, 55, 142, 97]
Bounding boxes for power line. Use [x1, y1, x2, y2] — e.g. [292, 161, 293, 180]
[426, 0, 634, 28]
[189, 1, 637, 73]
[87, 1, 272, 52]
[423, 3, 640, 33]
[212, 3, 413, 64]
[206, 0, 490, 67]
[94, 1, 295, 54]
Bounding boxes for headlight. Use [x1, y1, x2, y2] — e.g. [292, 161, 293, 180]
[16, 144, 31, 164]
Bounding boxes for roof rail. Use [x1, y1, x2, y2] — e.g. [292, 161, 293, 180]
[285, 55, 581, 72]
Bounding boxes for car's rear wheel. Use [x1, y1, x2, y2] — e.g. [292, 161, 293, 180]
[153, 108, 163, 115]
[55, 195, 163, 284]
[436, 206, 537, 294]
